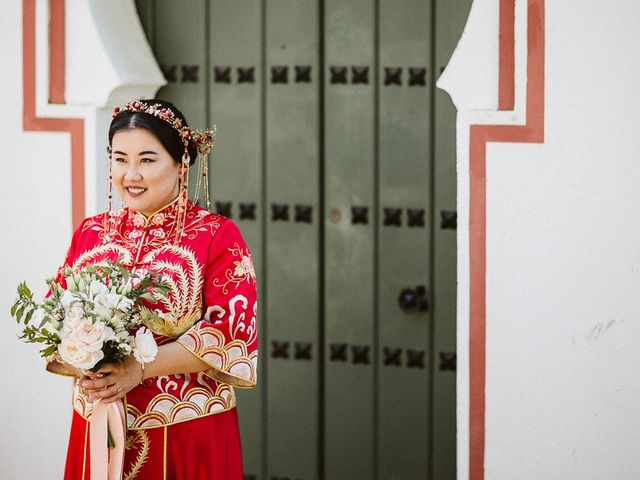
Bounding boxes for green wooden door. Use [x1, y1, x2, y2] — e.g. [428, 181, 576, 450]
[135, 1, 470, 478]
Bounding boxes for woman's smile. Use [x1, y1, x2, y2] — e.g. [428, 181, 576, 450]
[124, 186, 148, 198]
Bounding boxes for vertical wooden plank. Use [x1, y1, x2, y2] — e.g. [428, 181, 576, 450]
[433, 0, 472, 478]
[324, 0, 376, 478]
[377, 0, 432, 478]
[207, 1, 264, 478]
[264, 1, 321, 479]
[154, 0, 207, 127]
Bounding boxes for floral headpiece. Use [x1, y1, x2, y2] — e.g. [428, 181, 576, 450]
[112, 100, 216, 162]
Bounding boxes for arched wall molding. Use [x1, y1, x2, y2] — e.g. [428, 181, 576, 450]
[22, 0, 166, 229]
[438, 0, 545, 479]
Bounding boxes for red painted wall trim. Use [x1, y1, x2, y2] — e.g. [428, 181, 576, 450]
[468, 1, 545, 479]
[23, 0, 85, 229]
[498, 0, 515, 110]
[48, 0, 65, 104]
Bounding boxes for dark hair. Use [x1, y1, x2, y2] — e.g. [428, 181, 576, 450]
[108, 99, 198, 166]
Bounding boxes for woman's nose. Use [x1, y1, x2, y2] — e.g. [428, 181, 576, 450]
[124, 164, 142, 181]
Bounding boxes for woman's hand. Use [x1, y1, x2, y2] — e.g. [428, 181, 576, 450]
[81, 356, 143, 404]
[46, 359, 91, 381]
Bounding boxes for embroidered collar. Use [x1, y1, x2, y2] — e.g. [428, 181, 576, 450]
[129, 197, 181, 229]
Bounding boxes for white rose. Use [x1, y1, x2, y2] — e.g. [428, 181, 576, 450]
[132, 327, 158, 364]
[58, 338, 104, 370]
[115, 296, 134, 313]
[89, 279, 109, 297]
[93, 303, 112, 322]
[94, 292, 117, 309]
[95, 293, 133, 313]
[72, 318, 115, 352]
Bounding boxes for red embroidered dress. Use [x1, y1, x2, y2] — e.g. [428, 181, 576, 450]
[60, 200, 257, 479]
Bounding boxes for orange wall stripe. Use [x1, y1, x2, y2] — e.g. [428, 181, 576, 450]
[468, 1, 545, 479]
[48, 0, 65, 104]
[23, 0, 85, 230]
[498, 0, 515, 110]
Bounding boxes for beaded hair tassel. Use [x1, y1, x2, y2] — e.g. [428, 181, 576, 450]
[103, 146, 114, 239]
[192, 126, 216, 211]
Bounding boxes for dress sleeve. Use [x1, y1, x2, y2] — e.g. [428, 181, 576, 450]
[177, 220, 258, 388]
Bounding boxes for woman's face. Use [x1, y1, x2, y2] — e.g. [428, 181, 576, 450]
[111, 128, 182, 217]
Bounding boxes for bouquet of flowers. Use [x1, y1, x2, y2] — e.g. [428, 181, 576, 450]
[11, 260, 169, 373]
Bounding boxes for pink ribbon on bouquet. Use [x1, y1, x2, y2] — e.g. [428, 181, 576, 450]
[90, 399, 126, 480]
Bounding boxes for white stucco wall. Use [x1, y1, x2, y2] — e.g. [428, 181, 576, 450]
[441, 0, 640, 478]
[0, 1, 163, 477]
[0, 1, 73, 477]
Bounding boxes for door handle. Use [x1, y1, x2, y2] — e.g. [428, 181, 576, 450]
[398, 286, 429, 313]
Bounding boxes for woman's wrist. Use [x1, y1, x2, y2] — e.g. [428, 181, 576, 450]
[139, 361, 146, 384]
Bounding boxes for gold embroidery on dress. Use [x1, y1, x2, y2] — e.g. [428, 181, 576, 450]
[72, 244, 133, 269]
[138, 245, 204, 338]
[124, 429, 150, 480]
[212, 243, 256, 294]
[73, 383, 92, 419]
[177, 295, 258, 388]
[69, 207, 251, 430]
[126, 383, 236, 429]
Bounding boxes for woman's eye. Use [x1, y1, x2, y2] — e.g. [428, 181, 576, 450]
[141, 158, 155, 163]
[113, 157, 126, 163]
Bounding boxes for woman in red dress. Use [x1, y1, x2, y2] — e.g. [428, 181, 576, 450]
[46, 100, 258, 479]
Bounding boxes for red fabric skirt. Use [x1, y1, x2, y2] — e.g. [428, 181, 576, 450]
[64, 408, 243, 479]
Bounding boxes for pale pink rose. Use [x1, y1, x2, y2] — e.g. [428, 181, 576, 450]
[149, 228, 165, 238]
[59, 338, 104, 370]
[127, 230, 143, 239]
[71, 318, 115, 352]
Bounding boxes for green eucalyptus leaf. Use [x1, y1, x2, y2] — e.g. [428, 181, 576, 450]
[41, 345, 57, 357]
[24, 308, 34, 325]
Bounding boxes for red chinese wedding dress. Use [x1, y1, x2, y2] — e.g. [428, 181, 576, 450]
[57, 199, 257, 479]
